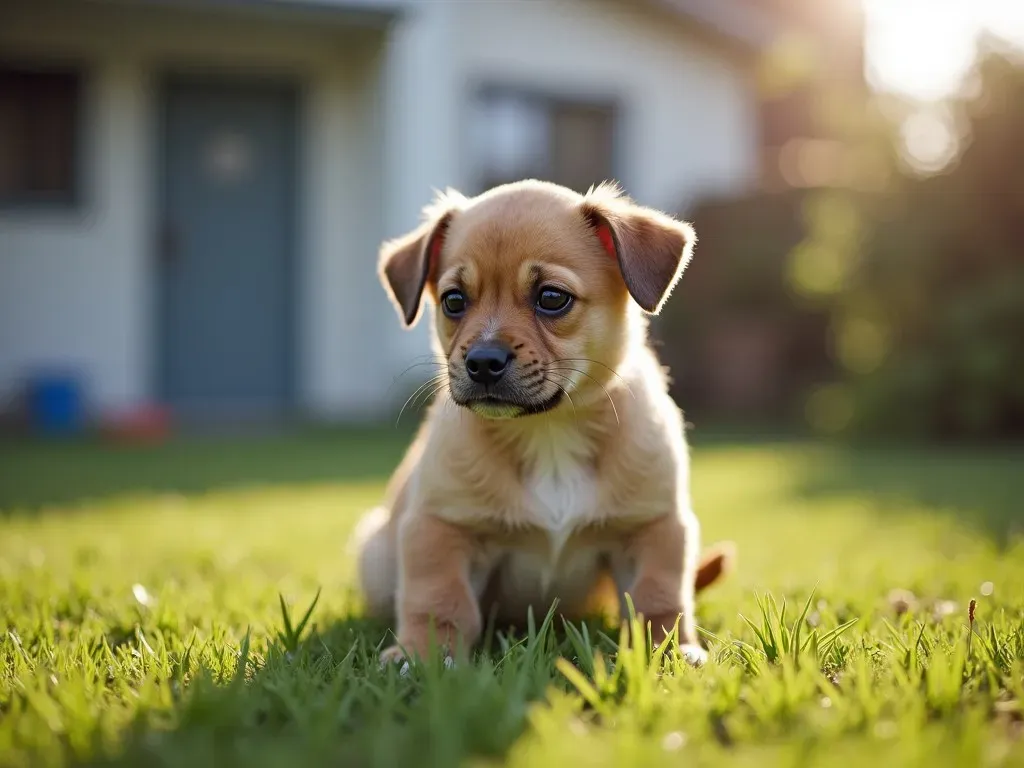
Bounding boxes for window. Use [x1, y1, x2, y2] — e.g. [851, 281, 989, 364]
[0, 66, 83, 206]
[469, 87, 617, 195]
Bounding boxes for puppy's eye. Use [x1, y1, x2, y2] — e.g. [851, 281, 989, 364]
[440, 290, 467, 318]
[536, 287, 574, 316]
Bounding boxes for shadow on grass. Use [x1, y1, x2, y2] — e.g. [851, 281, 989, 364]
[789, 440, 1024, 547]
[80, 615, 394, 768]
[6, 423, 1023, 548]
[83, 607, 598, 768]
[0, 425, 415, 510]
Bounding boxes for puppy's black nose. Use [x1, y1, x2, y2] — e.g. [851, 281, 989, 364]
[465, 344, 513, 385]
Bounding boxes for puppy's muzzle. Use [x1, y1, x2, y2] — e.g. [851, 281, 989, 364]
[465, 343, 514, 386]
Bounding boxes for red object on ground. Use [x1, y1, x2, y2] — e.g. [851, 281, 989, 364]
[100, 405, 173, 444]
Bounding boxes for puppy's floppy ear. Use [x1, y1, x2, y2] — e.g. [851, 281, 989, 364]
[580, 182, 696, 314]
[378, 191, 463, 327]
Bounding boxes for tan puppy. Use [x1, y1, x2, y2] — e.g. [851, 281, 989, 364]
[354, 179, 733, 667]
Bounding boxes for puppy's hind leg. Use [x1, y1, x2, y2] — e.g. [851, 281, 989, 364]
[616, 511, 708, 667]
[350, 506, 398, 620]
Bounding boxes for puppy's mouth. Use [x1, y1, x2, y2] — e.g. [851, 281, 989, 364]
[458, 389, 564, 420]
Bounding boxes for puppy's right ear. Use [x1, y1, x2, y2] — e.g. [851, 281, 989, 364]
[378, 194, 461, 327]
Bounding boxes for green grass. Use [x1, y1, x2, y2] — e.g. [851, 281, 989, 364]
[2, 428, 1023, 767]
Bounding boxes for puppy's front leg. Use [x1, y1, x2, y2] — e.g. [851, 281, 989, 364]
[380, 513, 481, 665]
[622, 511, 706, 666]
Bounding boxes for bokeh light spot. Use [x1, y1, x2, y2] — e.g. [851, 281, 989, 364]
[836, 316, 890, 375]
[805, 383, 855, 434]
[900, 110, 961, 174]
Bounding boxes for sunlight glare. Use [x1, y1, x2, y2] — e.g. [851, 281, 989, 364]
[900, 110, 959, 173]
[864, 0, 1024, 101]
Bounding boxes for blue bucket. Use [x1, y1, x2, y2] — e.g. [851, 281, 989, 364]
[27, 372, 86, 437]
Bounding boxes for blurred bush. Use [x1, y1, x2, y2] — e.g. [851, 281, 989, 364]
[659, 40, 1024, 442]
[658, 189, 833, 424]
[834, 46, 1024, 440]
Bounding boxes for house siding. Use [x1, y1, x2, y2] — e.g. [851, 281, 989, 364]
[0, 60, 149, 413]
[0, 3, 391, 420]
[453, 0, 760, 213]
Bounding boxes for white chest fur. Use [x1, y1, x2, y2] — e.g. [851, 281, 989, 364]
[462, 421, 609, 608]
[525, 458, 596, 544]
[515, 425, 599, 588]
[521, 425, 596, 532]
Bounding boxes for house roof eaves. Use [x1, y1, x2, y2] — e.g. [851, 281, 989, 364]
[82, 0, 403, 28]
[645, 0, 782, 52]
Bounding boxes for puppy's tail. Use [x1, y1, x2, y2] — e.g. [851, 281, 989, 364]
[581, 541, 736, 622]
[695, 541, 736, 593]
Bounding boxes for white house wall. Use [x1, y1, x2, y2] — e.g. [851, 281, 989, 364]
[0, 0, 764, 423]
[376, 1, 463, 385]
[452, 0, 760, 214]
[0, 54, 150, 415]
[302, 48, 393, 419]
[0, 3, 390, 420]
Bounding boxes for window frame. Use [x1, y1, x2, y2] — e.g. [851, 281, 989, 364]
[0, 60, 88, 211]
[463, 80, 625, 197]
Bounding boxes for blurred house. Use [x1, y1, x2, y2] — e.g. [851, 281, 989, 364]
[0, 0, 852, 426]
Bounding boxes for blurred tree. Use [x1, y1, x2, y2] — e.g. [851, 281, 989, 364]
[826, 41, 1024, 440]
[657, 6, 875, 426]
[659, 33, 1024, 442]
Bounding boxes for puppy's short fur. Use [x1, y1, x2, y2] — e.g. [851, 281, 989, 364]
[354, 179, 733, 666]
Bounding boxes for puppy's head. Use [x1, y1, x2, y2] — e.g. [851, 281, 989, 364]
[378, 180, 695, 420]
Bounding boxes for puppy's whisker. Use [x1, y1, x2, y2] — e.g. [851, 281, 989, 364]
[396, 373, 449, 426]
[409, 381, 449, 423]
[399, 381, 447, 426]
[387, 361, 449, 395]
[413, 373, 452, 409]
[542, 372, 581, 425]
[522, 377, 546, 393]
[542, 369, 579, 393]
[548, 380, 578, 424]
[398, 360, 448, 372]
[418, 379, 451, 412]
[389, 356, 448, 374]
[549, 358, 635, 399]
[545, 367, 621, 426]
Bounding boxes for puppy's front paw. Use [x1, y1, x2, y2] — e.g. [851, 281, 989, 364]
[379, 644, 418, 677]
[677, 643, 708, 668]
[644, 612, 682, 649]
[651, 637, 708, 668]
[380, 647, 407, 671]
[379, 644, 408, 666]
[379, 644, 456, 676]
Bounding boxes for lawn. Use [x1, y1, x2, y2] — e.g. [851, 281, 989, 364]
[1, 427, 1023, 767]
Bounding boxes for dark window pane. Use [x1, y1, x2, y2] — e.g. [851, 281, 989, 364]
[0, 67, 81, 204]
[549, 101, 616, 194]
[470, 87, 617, 195]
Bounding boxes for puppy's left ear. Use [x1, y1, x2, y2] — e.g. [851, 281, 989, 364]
[581, 185, 696, 314]
[378, 191, 463, 327]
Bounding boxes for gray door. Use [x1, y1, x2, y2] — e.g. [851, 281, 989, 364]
[158, 79, 296, 420]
